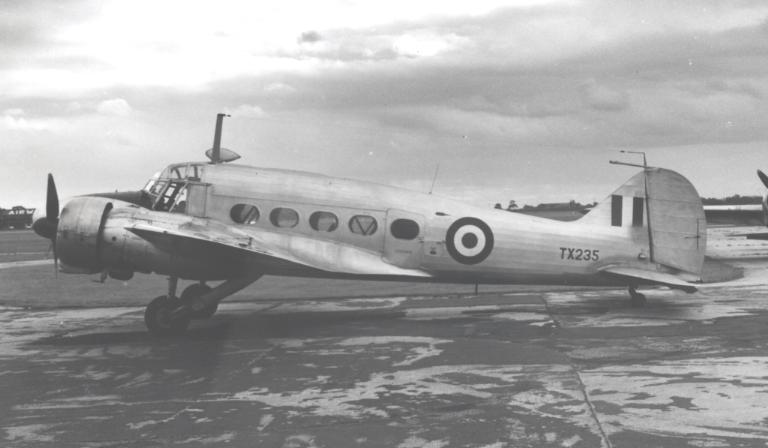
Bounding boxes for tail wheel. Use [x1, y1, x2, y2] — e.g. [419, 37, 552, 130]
[181, 283, 217, 319]
[144, 295, 190, 337]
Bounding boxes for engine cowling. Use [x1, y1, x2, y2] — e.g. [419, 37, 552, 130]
[56, 196, 248, 280]
[56, 197, 114, 272]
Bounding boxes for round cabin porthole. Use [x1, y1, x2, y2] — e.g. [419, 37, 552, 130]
[309, 211, 339, 232]
[349, 215, 378, 236]
[230, 204, 260, 224]
[390, 218, 420, 240]
[270, 207, 299, 228]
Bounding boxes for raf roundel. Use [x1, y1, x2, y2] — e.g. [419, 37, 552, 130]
[446, 217, 494, 265]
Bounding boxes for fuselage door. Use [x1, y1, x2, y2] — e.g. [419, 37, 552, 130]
[383, 209, 426, 269]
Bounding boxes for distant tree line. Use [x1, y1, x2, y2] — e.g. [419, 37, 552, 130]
[496, 195, 763, 210]
[701, 195, 762, 205]
[494, 200, 596, 211]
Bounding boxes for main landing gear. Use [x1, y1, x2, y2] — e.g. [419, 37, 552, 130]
[143, 275, 261, 337]
[181, 283, 216, 319]
[144, 277, 190, 337]
[628, 286, 646, 307]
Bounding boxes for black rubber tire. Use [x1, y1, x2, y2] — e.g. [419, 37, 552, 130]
[181, 284, 217, 319]
[144, 295, 190, 337]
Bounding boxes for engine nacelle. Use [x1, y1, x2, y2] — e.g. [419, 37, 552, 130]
[57, 196, 246, 280]
[56, 197, 114, 272]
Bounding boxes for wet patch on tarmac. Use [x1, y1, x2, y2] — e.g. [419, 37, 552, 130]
[4, 267, 768, 446]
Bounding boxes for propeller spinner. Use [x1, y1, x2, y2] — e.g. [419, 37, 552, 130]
[32, 173, 60, 273]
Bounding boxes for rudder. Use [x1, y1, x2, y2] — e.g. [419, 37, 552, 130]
[646, 168, 706, 277]
[579, 167, 706, 279]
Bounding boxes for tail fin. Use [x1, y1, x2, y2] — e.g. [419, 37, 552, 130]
[580, 167, 706, 278]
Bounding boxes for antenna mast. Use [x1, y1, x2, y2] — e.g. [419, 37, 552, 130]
[428, 163, 440, 195]
[210, 113, 230, 164]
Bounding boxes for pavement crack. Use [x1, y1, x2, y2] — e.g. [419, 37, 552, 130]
[256, 302, 284, 313]
[541, 293, 612, 448]
[539, 293, 561, 328]
[571, 365, 613, 448]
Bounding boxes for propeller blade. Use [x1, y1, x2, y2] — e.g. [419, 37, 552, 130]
[46, 173, 59, 221]
[758, 170, 768, 190]
[32, 173, 61, 277]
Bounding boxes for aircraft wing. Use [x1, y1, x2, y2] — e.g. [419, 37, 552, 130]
[126, 222, 432, 278]
[598, 265, 698, 293]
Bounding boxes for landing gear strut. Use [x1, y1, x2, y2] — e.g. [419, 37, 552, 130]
[143, 275, 262, 337]
[629, 286, 646, 307]
[144, 276, 191, 337]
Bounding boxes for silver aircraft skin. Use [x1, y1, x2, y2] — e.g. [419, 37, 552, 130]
[33, 115, 707, 336]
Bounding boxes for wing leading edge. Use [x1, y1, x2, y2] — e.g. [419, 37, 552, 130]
[126, 222, 432, 279]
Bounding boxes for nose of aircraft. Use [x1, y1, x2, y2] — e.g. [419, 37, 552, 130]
[32, 173, 60, 271]
[32, 173, 60, 239]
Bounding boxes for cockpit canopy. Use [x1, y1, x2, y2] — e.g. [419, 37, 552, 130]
[142, 163, 207, 213]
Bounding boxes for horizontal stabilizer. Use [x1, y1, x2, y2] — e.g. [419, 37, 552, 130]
[598, 265, 698, 293]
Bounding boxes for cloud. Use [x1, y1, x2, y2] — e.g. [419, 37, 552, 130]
[582, 80, 630, 112]
[226, 104, 266, 118]
[264, 82, 297, 95]
[5, 0, 768, 209]
[96, 98, 132, 116]
[2, 114, 62, 131]
[298, 30, 322, 43]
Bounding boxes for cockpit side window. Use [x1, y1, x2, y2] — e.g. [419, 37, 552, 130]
[149, 180, 167, 196]
[169, 186, 188, 213]
[154, 181, 187, 212]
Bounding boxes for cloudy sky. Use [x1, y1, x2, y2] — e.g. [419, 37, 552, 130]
[3, 0, 768, 210]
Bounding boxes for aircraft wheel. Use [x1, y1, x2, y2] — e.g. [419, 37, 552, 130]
[181, 284, 217, 319]
[144, 295, 190, 337]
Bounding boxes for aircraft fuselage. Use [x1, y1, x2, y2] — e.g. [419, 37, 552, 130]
[54, 162, 660, 288]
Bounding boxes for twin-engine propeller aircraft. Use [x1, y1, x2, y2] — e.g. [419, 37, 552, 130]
[33, 114, 707, 336]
